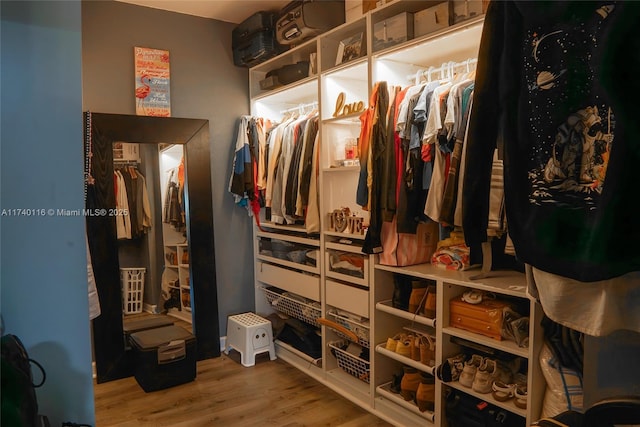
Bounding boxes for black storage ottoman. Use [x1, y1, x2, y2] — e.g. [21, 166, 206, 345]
[123, 315, 174, 350]
[129, 325, 196, 392]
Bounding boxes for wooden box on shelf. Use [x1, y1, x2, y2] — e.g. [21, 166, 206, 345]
[449, 296, 512, 341]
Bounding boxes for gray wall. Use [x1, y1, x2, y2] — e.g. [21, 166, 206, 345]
[81, 1, 256, 336]
[0, 1, 256, 424]
[1, 1, 95, 425]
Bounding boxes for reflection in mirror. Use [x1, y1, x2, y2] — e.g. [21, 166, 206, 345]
[85, 113, 219, 384]
[157, 144, 192, 321]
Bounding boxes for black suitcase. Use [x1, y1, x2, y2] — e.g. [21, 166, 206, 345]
[276, 0, 345, 45]
[233, 11, 284, 68]
[233, 31, 281, 68]
[232, 11, 278, 47]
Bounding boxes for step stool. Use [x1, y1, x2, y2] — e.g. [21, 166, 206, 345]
[225, 312, 276, 367]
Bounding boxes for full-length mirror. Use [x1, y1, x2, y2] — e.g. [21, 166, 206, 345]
[84, 112, 220, 383]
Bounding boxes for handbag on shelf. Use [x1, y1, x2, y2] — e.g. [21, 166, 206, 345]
[379, 216, 439, 267]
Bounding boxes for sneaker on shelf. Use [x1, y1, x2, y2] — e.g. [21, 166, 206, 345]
[459, 354, 484, 388]
[472, 358, 498, 394]
[437, 353, 467, 383]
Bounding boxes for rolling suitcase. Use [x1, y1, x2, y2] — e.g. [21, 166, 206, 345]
[232, 11, 283, 67]
[276, 0, 345, 45]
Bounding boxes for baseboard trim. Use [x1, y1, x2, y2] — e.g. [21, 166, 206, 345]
[143, 303, 158, 314]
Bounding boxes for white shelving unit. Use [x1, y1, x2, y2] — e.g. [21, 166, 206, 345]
[160, 144, 192, 324]
[250, 1, 545, 425]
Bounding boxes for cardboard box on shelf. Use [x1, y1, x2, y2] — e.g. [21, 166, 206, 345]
[414, 2, 450, 37]
[373, 12, 414, 51]
[452, 0, 485, 24]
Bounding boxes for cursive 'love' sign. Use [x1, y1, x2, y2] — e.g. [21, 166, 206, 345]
[332, 92, 365, 118]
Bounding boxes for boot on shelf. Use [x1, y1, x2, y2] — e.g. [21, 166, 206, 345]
[416, 373, 436, 412]
[424, 285, 437, 318]
[392, 274, 412, 310]
[408, 280, 428, 314]
[400, 366, 421, 402]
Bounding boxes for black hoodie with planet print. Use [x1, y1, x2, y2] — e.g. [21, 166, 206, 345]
[463, 0, 640, 281]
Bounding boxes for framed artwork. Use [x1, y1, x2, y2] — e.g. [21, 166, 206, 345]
[134, 46, 171, 117]
[336, 32, 364, 65]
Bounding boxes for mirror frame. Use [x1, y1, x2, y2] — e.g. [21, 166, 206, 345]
[85, 112, 220, 383]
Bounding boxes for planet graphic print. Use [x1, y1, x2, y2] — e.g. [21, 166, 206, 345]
[534, 69, 567, 90]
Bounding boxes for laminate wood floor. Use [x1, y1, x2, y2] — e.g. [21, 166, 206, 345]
[94, 317, 391, 427]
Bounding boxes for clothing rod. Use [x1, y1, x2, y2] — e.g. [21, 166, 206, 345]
[113, 160, 139, 166]
[406, 58, 478, 82]
[279, 101, 318, 115]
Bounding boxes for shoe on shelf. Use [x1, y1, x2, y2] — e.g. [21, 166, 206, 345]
[437, 353, 467, 383]
[491, 380, 516, 402]
[416, 373, 436, 412]
[390, 370, 403, 394]
[472, 358, 498, 394]
[392, 274, 412, 310]
[385, 333, 402, 351]
[408, 281, 428, 314]
[514, 385, 528, 409]
[462, 289, 484, 304]
[395, 334, 413, 358]
[400, 366, 421, 402]
[411, 335, 422, 362]
[424, 285, 437, 318]
[419, 335, 436, 366]
[459, 354, 484, 388]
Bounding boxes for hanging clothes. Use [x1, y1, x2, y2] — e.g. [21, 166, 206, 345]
[230, 111, 319, 231]
[463, 0, 640, 282]
[229, 115, 254, 215]
[163, 167, 185, 231]
[114, 165, 152, 239]
[305, 131, 321, 233]
[362, 81, 389, 255]
[114, 170, 131, 239]
[356, 82, 381, 210]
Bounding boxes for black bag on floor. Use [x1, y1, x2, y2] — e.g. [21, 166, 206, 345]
[445, 389, 525, 427]
[1, 334, 47, 427]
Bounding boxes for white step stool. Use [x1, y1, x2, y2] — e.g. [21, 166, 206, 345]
[225, 312, 276, 367]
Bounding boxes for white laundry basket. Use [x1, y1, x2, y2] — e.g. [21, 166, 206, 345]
[120, 267, 146, 315]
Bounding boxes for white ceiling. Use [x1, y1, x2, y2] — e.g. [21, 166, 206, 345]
[115, 0, 291, 24]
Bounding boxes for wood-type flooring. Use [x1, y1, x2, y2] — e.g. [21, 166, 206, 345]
[93, 315, 391, 427]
